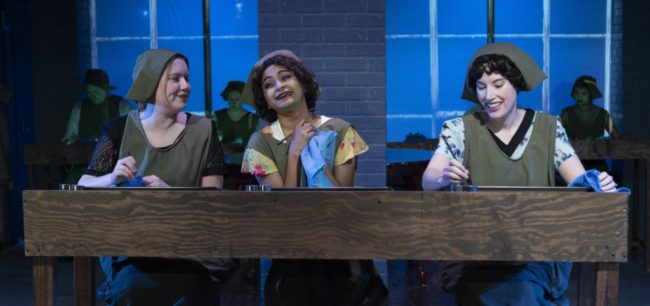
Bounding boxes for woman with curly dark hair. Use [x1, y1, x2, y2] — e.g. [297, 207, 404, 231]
[241, 50, 387, 305]
[422, 42, 618, 305]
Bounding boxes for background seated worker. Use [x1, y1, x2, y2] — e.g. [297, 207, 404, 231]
[61, 69, 132, 184]
[560, 75, 620, 141]
[213, 80, 259, 147]
[560, 75, 621, 172]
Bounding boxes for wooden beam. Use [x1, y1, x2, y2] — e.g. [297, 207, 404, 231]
[23, 190, 627, 262]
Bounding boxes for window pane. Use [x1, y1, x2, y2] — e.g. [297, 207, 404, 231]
[388, 118, 434, 142]
[97, 40, 150, 99]
[387, 0, 429, 35]
[551, 0, 606, 33]
[212, 0, 258, 35]
[157, 0, 202, 36]
[549, 38, 606, 115]
[437, 38, 485, 123]
[386, 38, 431, 141]
[96, 0, 150, 37]
[438, 0, 486, 35]
[495, 0, 542, 34]
[211, 38, 258, 113]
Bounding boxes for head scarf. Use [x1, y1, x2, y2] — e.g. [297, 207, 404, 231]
[461, 42, 547, 103]
[82, 69, 116, 91]
[126, 49, 188, 103]
[241, 49, 321, 111]
[220, 80, 245, 100]
[571, 75, 603, 100]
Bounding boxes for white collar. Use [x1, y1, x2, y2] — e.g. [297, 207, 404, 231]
[270, 115, 332, 142]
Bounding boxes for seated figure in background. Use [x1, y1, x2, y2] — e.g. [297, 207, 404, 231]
[61, 69, 132, 184]
[213, 80, 259, 146]
[62, 69, 132, 145]
[560, 75, 621, 171]
[560, 75, 620, 140]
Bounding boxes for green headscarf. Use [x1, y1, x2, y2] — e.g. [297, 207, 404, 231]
[126, 49, 188, 103]
[461, 42, 547, 103]
[571, 75, 603, 100]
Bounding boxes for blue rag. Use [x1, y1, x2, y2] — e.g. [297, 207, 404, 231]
[117, 175, 144, 187]
[300, 130, 337, 187]
[568, 169, 631, 194]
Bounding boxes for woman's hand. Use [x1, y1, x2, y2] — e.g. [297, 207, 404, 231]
[111, 156, 137, 185]
[598, 171, 617, 192]
[142, 175, 170, 187]
[288, 119, 316, 156]
[444, 158, 469, 185]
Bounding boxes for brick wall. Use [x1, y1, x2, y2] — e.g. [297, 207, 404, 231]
[258, 0, 387, 187]
[622, 0, 650, 137]
[29, 0, 79, 143]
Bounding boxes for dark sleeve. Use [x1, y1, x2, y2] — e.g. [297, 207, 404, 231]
[203, 120, 225, 176]
[84, 116, 127, 176]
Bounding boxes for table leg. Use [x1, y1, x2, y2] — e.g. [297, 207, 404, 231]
[595, 262, 619, 306]
[577, 262, 596, 306]
[74, 256, 95, 306]
[33, 256, 55, 306]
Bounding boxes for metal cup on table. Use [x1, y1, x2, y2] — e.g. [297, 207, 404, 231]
[58, 184, 83, 190]
[448, 182, 477, 192]
[244, 184, 272, 192]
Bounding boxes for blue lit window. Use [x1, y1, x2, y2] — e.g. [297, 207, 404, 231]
[91, 0, 258, 114]
[387, 0, 612, 141]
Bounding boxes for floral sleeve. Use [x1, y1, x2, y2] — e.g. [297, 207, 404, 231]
[434, 118, 466, 163]
[554, 120, 576, 169]
[334, 127, 369, 166]
[241, 148, 279, 176]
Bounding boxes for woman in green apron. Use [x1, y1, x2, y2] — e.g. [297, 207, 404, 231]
[79, 49, 235, 305]
[240, 50, 388, 306]
[422, 42, 618, 305]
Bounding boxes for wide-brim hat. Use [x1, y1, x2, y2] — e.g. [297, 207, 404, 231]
[571, 75, 602, 100]
[461, 42, 547, 103]
[126, 49, 188, 103]
[241, 49, 321, 111]
[220, 80, 245, 100]
[83, 69, 116, 91]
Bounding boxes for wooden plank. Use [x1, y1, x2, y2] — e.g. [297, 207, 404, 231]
[32, 256, 55, 306]
[23, 190, 627, 262]
[571, 139, 650, 160]
[73, 257, 94, 306]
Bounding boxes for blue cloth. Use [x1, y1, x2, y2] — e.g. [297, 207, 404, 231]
[300, 130, 337, 187]
[568, 169, 631, 194]
[117, 175, 144, 187]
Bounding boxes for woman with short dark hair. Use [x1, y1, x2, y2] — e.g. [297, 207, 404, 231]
[422, 42, 618, 305]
